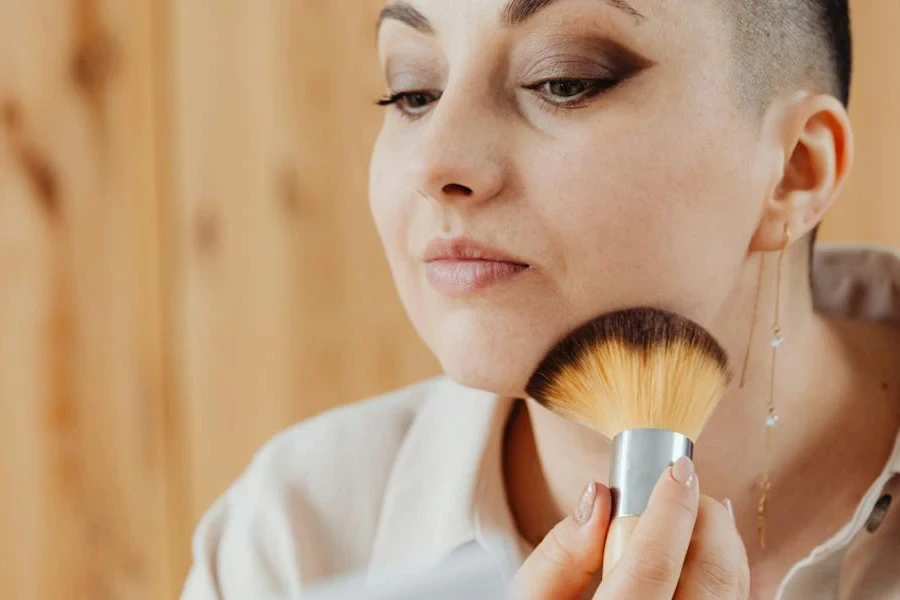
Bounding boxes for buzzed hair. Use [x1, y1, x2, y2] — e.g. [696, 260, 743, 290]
[728, 0, 852, 252]
[730, 0, 852, 111]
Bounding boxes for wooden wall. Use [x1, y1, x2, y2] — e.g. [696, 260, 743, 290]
[0, 1, 896, 599]
[0, 2, 171, 599]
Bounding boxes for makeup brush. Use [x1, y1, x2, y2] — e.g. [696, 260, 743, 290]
[525, 307, 731, 577]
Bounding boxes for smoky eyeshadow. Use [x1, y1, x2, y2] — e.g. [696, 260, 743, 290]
[517, 35, 652, 84]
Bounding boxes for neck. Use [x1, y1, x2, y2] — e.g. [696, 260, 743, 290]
[505, 247, 900, 580]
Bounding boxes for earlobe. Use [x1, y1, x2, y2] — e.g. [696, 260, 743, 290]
[749, 93, 855, 253]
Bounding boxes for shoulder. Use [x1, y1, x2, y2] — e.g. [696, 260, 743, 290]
[180, 376, 465, 599]
[251, 376, 448, 483]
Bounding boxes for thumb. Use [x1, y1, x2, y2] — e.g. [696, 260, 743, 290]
[511, 482, 612, 600]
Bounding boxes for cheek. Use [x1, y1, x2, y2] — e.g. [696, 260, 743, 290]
[369, 132, 432, 335]
[526, 114, 760, 320]
[369, 135, 414, 292]
[369, 129, 417, 251]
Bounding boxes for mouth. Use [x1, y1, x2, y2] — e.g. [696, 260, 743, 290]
[423, 237, 532, 297]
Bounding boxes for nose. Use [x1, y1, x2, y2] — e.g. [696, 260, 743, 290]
[410, 89, 507, 206]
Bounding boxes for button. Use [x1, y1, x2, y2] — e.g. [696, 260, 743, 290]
[865, 494, 892, 533]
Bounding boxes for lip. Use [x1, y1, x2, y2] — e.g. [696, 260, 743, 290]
[423, 237, 531, 297]
[423, 238, 529, 265]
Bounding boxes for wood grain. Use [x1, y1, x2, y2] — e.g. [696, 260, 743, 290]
[0, 1, 170, 599]
[820, 1, 900, 247]
[166, 0, 438, 573]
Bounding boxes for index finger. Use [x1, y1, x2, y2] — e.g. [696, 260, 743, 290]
[598, 456, 700, 599]
[512, 482, 612, 599]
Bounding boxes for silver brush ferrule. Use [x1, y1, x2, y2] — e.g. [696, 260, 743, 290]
[609, 428, 694, 519]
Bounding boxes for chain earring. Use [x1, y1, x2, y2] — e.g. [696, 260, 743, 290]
[757, 222, 791, 551]
[739, 254, 765, 388]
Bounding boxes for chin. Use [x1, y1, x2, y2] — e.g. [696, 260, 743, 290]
[438, 357, 527, 398]
[423, 315, 548, 399]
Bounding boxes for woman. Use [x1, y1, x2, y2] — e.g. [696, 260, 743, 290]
[182, 0, 900, 598]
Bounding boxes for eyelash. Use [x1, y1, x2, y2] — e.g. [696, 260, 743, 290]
[376, 78, 621, 120]
[376, 90, 443, 120]
[526, 78, 621, 111]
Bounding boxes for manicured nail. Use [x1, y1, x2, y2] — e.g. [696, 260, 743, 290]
[574, 482, 597, 526]
[723, 498, 736, 525]
[671, 456, 695, 487]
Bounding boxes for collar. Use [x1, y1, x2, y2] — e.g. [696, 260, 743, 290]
[812, 244, 900, 474]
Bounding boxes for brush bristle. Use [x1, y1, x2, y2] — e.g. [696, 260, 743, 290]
[525, 307, 731, 441]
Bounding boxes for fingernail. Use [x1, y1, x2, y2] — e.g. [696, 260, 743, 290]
[574, 482, 597, 526]
[723, 498, 736, 525]
[671, 456, 695, 487]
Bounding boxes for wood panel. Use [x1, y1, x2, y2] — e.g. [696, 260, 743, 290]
[821, 1, 900, 246]
[0, 1, 170, 599]
[166, 0, 439, 574]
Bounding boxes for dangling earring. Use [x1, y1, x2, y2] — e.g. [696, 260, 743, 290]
[739, 254, 765, 388]
[757, 222, 791, 551]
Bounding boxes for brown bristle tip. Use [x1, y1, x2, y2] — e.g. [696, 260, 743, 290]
[526, 307, 732, 440]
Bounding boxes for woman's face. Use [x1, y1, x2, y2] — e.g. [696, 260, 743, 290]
[370, 0, 772, 397]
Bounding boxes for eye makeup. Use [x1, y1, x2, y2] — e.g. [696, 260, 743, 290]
[376, 18, 654, 119]
[515, 34, 651, 90]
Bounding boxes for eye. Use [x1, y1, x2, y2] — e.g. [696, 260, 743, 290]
[527, 78, 619, 107]
[376, 90, 442, 118]
[546, 80, 591, 98]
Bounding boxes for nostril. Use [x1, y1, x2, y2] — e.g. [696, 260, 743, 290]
[442, 183, 473, 196]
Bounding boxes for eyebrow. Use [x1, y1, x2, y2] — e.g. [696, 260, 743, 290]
[503, 0, 645, 25]
[377, 0, 645, 35]
[377, 3, 435, 35]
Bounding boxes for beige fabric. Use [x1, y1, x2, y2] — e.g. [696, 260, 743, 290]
[181, 245, 900, 600]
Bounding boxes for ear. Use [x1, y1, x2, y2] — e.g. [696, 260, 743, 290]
[749, 92, 855, 252]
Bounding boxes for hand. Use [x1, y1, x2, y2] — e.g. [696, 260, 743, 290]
[510, 457, 750, 599]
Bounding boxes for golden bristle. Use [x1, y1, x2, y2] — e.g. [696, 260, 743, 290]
[525, 307, 732, 441]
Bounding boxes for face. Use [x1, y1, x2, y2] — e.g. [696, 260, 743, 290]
[370, 0, 772, 397]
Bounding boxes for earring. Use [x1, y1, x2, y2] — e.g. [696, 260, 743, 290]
[739, 254, 765, 389]
[757, 222, 791, 551]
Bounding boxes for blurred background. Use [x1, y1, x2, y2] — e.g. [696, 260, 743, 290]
[0, 2, 897, 599]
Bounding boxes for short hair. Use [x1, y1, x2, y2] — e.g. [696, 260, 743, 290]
[728, 1, 852, 259]
[730, 0, 852, 111]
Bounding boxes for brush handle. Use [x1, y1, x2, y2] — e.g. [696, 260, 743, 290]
[609, 429, 693, 518]
[604, 430, 694, 579]
[602, 516, 639, 578]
